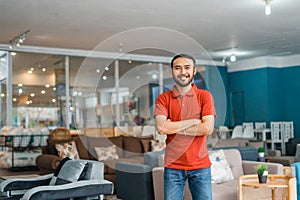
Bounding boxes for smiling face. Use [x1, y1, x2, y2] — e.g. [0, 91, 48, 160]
[172, 57, 196, 88]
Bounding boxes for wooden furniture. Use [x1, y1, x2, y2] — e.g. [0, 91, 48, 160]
[238, 174, 296, 200]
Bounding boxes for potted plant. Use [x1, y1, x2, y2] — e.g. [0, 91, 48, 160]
[255, 164, 268, 183]
[258, 147, 265, 157]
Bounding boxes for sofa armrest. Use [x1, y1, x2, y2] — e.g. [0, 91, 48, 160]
[36, 154, 62, 171]
[0, 174, 53, 192]
[21, 179, 113, 200]
[242, 161, 284, 175]
[116, 162, 153, 200]
[267, 149, 281, 157]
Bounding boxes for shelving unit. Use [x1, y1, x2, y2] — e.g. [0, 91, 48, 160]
[0, 134, 49, 171]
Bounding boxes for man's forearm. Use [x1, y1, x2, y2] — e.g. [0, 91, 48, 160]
[156, 117, 200, 135]
[178, 115, 215, 136]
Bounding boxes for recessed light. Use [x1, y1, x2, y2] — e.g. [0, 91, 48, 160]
[30, 93, 35, 97]
[96, 69, 101, 73]
[105, 66, 109, 71]
[152, 74, 158, 80]
[41, 90, 46, 94]
[45, 84, 50, 88]
[103, 76, 107, 80]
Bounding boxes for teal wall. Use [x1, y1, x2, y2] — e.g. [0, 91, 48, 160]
[228, 66, 300, 138]
[206, 66, 229, 127]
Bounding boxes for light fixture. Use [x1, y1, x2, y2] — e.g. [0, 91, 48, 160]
[264, 0, 271, 16]
[230, 54, 237, 62]
[9, 30, 30, 48]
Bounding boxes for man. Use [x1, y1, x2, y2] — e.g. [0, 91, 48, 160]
[154, 54, 216, 200]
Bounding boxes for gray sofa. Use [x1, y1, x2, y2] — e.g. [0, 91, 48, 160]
[116, 147, 284, 200]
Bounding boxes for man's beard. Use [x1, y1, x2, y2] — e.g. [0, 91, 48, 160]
[173, 74, 194, 87]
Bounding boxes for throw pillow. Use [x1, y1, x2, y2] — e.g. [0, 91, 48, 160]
[94, 145, 119, 161]
[49, 157, 71, 185]
[151, 140, 166, 152]
[55, 141, 79, 159]
[49, 160, 88, 185]
[209, 149, 234, 184]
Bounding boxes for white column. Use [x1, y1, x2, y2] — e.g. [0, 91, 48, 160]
[65, 56, 70, 128]
[159, 63, 163, 94]
[6, 52, 12, 126]
[114, 60, 120, 126]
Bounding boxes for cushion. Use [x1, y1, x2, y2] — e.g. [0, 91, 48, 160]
[209, 149, 234, 183]
[94, 145, 119, 161]
[55, 141, 80, 159]
[151, 140, 166, 152]
[141, 139, 151, 153]
[49, 159, 87, 185]
[123, 136, 144, 158]
[47, 138, 73, 155]
[87, 136, 123, 159]
[74, 136, 90, 159]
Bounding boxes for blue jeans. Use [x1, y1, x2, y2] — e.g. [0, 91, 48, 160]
[164, 167, 212, 200]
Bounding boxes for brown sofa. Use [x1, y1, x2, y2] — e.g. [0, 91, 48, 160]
[36, 134, 153, 188]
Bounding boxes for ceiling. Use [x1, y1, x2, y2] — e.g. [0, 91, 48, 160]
[1, 0, 300, 62]
[1, 0, 300, 107]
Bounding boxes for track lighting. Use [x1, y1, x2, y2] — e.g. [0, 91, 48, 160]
[9, 30, 30, 48]
[264, 0, 271, 16]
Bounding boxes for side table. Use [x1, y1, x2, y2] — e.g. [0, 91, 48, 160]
[238, 174, 296, 200]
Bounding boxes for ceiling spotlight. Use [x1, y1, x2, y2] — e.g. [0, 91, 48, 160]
[264, 0, 271, 16]
[230, 54, 237, 62]
[9, 30, 30, 48]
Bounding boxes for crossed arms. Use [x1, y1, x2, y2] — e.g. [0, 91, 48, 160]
[155, 114, 215, 136]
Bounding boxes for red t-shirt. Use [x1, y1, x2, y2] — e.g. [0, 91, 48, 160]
[154, 84, 216, 170]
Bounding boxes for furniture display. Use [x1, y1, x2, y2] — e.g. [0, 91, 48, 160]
[238, 174, 296, 200]
[150, 149, 284, 200]
[0, 159, 114, 200]
[242, 126, 255, 138]
[254, 122, 267, 130]
[215, 126, 232, 139]
[36, 132, 154, 190]
[266, 121, 294, 155]
[231, 125, 243, 138]
[0, 134, 49, 171]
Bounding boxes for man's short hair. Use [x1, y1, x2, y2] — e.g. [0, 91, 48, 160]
[170, 54, 196, 68]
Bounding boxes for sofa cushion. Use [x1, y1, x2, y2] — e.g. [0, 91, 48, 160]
[94, 145, 119, 161]
[73, 136, 89, 159]
[223, 149, 244, 179]
[47, 138, 73, 155]
[86, 136, 123, 159]
[212, 180, 237, 200]
[49, 159, 87, 185]
[151, 140, 166, 152]
[209, 150, 234, 183]
[55, 141, 80, 159]
[123, 136, 143, 158]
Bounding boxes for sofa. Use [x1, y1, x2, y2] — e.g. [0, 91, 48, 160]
[36, 134, 154, 189]
[115, 146, 283, 200]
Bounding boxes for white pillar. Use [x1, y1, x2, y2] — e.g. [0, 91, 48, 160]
[6, 52, 12, 126]
[159, 63, 163, 94]
[65, 56, 70, 128]
[114, 60, 120, 126]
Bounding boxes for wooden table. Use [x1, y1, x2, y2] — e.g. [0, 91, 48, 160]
[238, 174, 296, 200]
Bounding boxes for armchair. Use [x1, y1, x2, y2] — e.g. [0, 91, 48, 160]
[0, 159, 114, 200]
